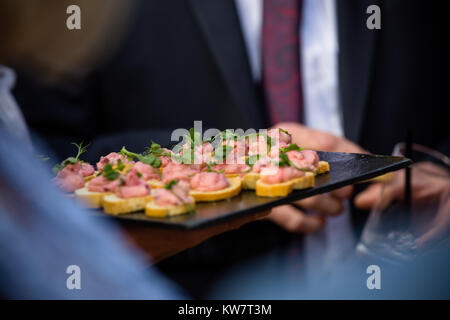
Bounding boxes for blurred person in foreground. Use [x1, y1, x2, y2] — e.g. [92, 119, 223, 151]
[6, 0, 450, 297]
[0, 0, 270, 299]
[0, 129, 182, 299]
[0, 0, 179, 299]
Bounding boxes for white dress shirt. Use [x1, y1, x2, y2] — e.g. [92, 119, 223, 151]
[235, 0, 355, 279]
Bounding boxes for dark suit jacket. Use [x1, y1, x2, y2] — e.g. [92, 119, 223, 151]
[14, 0, 450, 163]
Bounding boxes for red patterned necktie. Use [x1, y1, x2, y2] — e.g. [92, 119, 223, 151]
[262, 0, 303, 124]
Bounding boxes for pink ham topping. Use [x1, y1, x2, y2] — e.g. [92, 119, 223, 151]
[96, 152, 133, 171]
[159, 148, 173, 168]
[54, 174, 85, 193]
[287, 150, 319, 171]
[79, 163, 95, 177]
[56, 162, 81, 179]
[190, 172, 229, 192]
[222, 139, 248, 160]
[251, 156, 273, 173]
[116, 171, 150, 199]
[56, 162, 94, 179]
[87, 175, 120, 193]
[247, 130, 292, 157]
[198, 142, 214, 154]
[162, 162, 200, 183]
[212, 163, 250, 174]
[260, 165, 305, 184]
[54, 161, 94, 192]
[268, 128, 292, 146]
[267, 146, 281, 159]
[180, 142, 214, 164]
[154, 180, 193, 206]
[194, 143, 215, 164]
[248, 135, 269, 156]
[131, 161, 161, 181]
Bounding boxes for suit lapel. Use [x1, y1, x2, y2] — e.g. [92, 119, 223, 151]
[189, 0, 264, 128]
[337, 0, 379, 143]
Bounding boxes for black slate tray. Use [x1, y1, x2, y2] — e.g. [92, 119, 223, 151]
[95, 152, 411, 229]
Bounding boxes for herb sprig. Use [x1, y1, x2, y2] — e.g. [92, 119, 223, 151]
[163, 179, 190, 204]
[213, 143, 234, 163]
[171, 128, 202, 164]
[52, 142, 90, 174]
[246, 154, 261, 167]
[280, 143, 304, 153]
[279, 128, 291, 135]
[164, 179, 178, 190]
[120, 146, 161, 168]
[204, 162, 225, 174]
[144, 142, 171, 157]
[116, 158, 125, 171]
[102, 163, 120, 181]
[278, 152, 291, 167]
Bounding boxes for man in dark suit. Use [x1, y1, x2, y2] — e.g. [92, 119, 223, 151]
[13, 0, 450, 297]
[14, 0, 449, 232]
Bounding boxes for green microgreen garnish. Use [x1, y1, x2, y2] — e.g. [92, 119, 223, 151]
[280, 143, 305, 153]
[120, 146, 161, 168]
[163, 179, 190, 204]
[213, 143, 234, 163]
[278, 152, 291, 167]
[116, 158, 125, 171]
[186, 128, 203, 147]
[172, 128, 203, 164]
[279, 128, 291, 135]
[144, 141, 172, 157]
[164, 179, 178, 190]
[264, 133, 274, 154]
[102, 163, 120, 181]
[244, 131, 273, 155]
[204, 162, 225, 174]
[277, 145, 312, 172]
[246, 154, 261, 166]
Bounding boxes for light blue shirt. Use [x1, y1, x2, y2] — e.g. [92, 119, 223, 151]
[0, 66, 32, 149]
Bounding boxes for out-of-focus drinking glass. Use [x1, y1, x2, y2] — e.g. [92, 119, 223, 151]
[357, 143, 450, 264]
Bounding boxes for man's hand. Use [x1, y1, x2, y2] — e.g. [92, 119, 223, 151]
[417, 188, 450, 249]
[355, 162, 450, 249]
[267, 186, 353, 233]
[267, 122, 367, 233]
